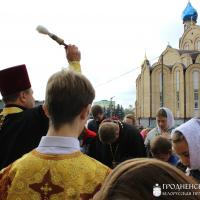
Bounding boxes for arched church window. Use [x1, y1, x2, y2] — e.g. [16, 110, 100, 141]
[193, 71, 199, 110]
[195, 39, 200, 50]
[176, 71, 180, 112]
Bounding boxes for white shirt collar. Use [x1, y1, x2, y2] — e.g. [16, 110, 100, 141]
[36, 136, 80, 155]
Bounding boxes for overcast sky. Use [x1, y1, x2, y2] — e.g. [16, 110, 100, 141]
[0, 0, 199, 108]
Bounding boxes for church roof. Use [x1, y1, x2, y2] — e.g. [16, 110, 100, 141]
[182, 1, 198, 22]
[177, 49, 200, 60]
[149, 48, 200, 71]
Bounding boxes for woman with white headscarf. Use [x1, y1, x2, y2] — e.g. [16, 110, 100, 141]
[172, 118, 200, 181]
[144, 107, 175, 156]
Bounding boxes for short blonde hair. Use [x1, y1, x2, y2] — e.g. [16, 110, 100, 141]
[45, 70, 95, 129]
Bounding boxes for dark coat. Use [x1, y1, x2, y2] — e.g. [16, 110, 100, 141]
[0, 105, 48, 169]
[87, 119, 101, 133]
[190, 170, 200, 182]
[88, 121, 146, 168]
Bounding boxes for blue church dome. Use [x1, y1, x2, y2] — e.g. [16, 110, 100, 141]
[182, 2, 198, 22]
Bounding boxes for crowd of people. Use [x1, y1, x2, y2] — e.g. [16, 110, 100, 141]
[0, 44, 200, 199]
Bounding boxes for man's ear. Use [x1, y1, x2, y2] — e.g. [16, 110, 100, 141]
[42, 104, 50, 118]
[19, 91, 27, 104]
[80, 104, 91, 120]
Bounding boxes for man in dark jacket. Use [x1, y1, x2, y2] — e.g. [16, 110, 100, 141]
[0, 45, 81, 169]
[88, 119, 146, 168]
[87, 105, 105, 133]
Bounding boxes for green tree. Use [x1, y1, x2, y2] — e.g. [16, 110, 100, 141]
[124, 105, 134, 116]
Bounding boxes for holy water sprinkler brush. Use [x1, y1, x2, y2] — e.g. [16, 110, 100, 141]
[36, 25, 68, 48]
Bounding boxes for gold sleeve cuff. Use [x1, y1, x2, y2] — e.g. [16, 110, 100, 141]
[68, 61, 81, 73]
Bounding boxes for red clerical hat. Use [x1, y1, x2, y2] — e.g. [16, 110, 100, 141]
[0, 64, 31, 97]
